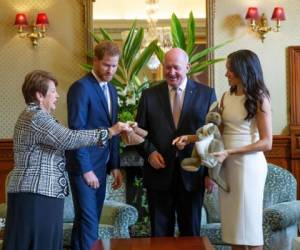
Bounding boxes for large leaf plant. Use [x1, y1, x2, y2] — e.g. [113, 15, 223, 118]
[155, 11, 230, 77]
[83, 22, 158, 122]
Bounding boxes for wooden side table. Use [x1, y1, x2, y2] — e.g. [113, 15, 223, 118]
[91, 236, 214, 250]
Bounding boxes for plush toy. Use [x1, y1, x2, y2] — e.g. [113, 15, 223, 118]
[120, 121, 148, 146]
[181, 102, 229, 192]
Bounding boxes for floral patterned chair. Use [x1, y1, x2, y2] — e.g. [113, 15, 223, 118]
[0, 172, 138, 249]
[200, 163, 300, 250]
[62, 173, 138, 248]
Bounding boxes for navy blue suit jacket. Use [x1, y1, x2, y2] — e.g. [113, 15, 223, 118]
[136, 80, 216, 191]
[66, 73, 120, 180]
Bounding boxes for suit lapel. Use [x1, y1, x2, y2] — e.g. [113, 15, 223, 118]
[177, 79, 197, 129]
[88, 73, 110, 119]
[158, 83, 176, 130]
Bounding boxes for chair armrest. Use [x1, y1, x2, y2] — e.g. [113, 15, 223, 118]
[100, 200, 138, 238]
[263, 200, 300, 231]
[0, 203, 6, 218]
[0, 203, 7, 229]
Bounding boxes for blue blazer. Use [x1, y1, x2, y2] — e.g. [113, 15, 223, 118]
[66, 73, 120, 180]
[136, 79, 216, 191]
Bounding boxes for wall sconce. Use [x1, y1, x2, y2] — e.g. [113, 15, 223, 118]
[245, 7, 286, 42]
[14, 12, 49, 47]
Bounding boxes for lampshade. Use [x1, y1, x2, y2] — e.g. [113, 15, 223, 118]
[245, 7, 259, 20]
[36, 13, 49, 25]
[14, 13, 28, 26]
[271, 7, 286, 21]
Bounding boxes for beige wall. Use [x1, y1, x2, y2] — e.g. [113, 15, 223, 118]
[0, 0, 87, 138]
[93, 0, 206, 20]
[1, 0, 298, 138]
[214, 0, 300, 135]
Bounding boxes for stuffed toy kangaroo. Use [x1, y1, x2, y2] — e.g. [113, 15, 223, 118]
[120, 121, 148, 146]
[181, 102, 229, 192]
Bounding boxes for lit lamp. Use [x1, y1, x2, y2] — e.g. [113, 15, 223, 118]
[245, 7, 286, 42]
[14, 13, 28, 33]
[14, 12, 49, 47]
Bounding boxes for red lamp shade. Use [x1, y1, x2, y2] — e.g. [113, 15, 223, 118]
[14, 13, 28, 26]
[245, 7, 259, 20]
[271, 7, 286, 21]
[36, 12, 49, 25]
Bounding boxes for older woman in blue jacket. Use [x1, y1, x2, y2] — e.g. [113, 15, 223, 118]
[2, 70, 130, 250]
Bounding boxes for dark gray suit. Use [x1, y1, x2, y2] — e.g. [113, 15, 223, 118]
[136, 79, 216, 236]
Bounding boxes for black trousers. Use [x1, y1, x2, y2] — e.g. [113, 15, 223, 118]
[147, 162, 205, 237]
[3, 193, 64, 250]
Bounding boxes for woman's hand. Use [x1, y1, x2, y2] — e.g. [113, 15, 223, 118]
[172, 135, 190, 150]
[109, 122, 132, 137]
[211, 150, 229, 164]
[205, 176, 217, 193]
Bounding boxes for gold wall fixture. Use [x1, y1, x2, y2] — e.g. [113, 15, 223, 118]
[14, 12, 49, 47]
[245, 7, 286, 42]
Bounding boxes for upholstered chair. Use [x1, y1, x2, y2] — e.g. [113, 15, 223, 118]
[200, 163, 300, 250]
[0, 172, 138, 249]
[62, 174, 138, 248]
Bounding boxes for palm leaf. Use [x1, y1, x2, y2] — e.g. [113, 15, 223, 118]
[186, 11, 195, 56]
[90, 31, 102, 43]
[80, 63, 93, 72]
[111, 76, 125, 88]
[189, 40, 233, 65]
[99, 28, 113, 41]
[130, 40, 158, 79]
[115, 66, 127, 83]
[122, 22, 137, 65]
[188, 58, 225, 75]
[137, 81, 150, 94]
[154, 44, 165, 63]
[125, 28, 144, 71]
[171, 13, 186, 50]
[87, 51, 94, 60]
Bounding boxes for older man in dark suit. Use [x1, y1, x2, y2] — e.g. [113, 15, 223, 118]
[136, 48, 216, 237]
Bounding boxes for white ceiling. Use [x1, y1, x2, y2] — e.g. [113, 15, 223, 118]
[93, 0, 206, 20]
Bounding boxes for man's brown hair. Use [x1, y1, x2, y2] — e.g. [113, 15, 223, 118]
[94, 40, 121, 60]
[22, 70, 58, 104]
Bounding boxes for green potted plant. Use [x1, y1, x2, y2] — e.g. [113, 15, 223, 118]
[83, 22, 158, 123]
[154, 11, 230, 77]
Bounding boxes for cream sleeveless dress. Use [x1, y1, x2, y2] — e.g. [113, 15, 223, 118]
[220, 91, 267, 245]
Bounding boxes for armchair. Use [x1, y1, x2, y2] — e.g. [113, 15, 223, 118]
[0, 172, 138, 249]
[61, 173, 138, 248]
[200, 163, 300, 250]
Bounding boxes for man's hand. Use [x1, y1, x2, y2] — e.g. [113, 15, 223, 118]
[111, 169, 123, 190]
[205, 176, 217, 193]
[83, 170, 100, 189]
[109, 122, 132, 137]
[148, 151, 166, 169]
[172, 135, 189, 150]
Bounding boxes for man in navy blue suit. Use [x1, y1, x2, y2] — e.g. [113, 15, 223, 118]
[66, 41, 122, 250]
[136, 48, 216, 237]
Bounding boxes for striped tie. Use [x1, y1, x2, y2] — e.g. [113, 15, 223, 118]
[172, 87, 181, 128]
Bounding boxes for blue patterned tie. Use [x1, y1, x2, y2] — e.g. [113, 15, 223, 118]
[101, 84, 108, 102]
[101, 84, 110, 116]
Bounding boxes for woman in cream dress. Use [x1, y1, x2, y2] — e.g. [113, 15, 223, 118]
[173, 50, 272, 250]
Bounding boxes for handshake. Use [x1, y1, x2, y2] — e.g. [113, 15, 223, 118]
[110, 121, 148, 146]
